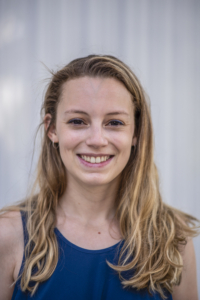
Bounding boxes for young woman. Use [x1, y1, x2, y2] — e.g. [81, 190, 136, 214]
[0, 55, 199, 300]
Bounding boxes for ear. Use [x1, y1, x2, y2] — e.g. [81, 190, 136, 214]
[132, 136, 137, 147]
[44, 114, 59, 143]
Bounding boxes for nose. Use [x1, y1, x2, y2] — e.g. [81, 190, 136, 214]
[85, 124, 108, 148]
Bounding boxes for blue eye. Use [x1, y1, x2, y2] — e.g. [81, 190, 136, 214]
[68, 119, 85, 125]
[108, 120, 124, 126]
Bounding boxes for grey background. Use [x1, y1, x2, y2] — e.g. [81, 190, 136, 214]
[0, 0, 200, 294]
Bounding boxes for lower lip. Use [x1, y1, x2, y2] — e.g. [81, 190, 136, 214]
[77, 155, 114, 168]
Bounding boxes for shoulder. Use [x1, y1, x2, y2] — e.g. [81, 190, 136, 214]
[172, 238, 198, 300]
[162, 207, 199, 299]
[0, 211, 24, 278]
[0, 210, 24, 300]
[0, 210, 23, 249]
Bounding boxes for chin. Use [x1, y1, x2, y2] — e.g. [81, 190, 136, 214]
[79, 174, 114, 187]
[83, 179, 109, 187]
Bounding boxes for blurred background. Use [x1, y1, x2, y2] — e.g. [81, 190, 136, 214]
[0, 0, 200, 293]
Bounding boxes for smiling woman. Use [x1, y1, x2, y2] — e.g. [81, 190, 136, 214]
[0, 55, 199, 300]
[45, 76, 136, 188]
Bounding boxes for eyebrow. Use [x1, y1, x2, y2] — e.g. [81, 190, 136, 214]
[64, 110, 129, 116]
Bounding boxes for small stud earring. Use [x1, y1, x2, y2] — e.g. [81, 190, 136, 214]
[131, 144, 136, 152]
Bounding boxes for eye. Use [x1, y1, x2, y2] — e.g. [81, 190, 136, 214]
[107, 120, 124, 126]
[68, 118, 86, 125]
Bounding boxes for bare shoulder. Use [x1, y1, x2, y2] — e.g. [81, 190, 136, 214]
[0, 211, 24, 300]
[0, 211, 23, 250]
[0, 209, 22, 230]
[172, 238, 198, 300]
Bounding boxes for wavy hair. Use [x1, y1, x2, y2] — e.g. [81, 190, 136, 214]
[1, 55, 199, 299]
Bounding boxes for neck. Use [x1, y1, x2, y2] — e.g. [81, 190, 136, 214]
[57, 177, 120, 226]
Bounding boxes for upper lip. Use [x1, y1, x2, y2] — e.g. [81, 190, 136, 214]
[77, 153, 114, 157]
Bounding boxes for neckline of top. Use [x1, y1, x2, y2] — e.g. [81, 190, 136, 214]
[54, 227, 123, 254]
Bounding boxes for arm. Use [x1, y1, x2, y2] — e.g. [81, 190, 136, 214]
[172, 238, 198, 300]
[0, 211, 24, 300]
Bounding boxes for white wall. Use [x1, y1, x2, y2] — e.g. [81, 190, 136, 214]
[0, 0, 200, 294]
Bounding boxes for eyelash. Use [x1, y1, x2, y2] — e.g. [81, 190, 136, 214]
[108, 120, 124, 126]
[68, 119, 85, 125]
[68, 119, 124, 126]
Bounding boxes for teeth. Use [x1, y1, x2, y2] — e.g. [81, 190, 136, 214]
[96, 157, 101, 163]
[80, 155, 110, 163]
[91, 157, 95, 163]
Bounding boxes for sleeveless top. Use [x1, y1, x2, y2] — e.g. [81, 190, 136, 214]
[11, 212, 172, 300]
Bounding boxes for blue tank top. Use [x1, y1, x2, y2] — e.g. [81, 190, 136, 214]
[12, 212, 172, 300]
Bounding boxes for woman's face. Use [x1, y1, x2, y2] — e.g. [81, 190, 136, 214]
[50, 76, 136, 187]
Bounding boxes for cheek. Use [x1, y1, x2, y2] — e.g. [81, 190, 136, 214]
[111, 132, 133, 151]
[58, 130, 83, 149]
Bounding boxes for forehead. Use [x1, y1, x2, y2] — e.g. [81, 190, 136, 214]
[58, 76, 134, 114]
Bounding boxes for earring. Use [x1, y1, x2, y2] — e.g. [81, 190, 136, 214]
[131, 144, 136, 152]
[52, 140, 59, 149]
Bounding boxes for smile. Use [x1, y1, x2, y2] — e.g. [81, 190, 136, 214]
[79, 155, 111, 164]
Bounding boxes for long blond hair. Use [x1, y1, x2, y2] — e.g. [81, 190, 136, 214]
[1, 55, 199, 299]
